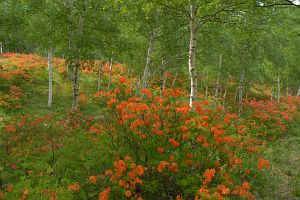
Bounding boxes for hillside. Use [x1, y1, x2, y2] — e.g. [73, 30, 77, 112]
[0, 53, 300, 200]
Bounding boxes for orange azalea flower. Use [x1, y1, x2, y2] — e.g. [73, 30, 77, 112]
[169, 155, 175, 161]
[114, 88, 121, 94]
[136, 165, 144, 175]
[128, 171, 137, 179]
[217, 185, 230, 195]
[169, 138, 180, 147]
[241, 181, 250, 190]
[119, 77, 126, 84]
[157, 147, 165, 153]
[105, 170, 113, 175]
[118, 180, 129, 188]
[196, 135, 206, 143]
[203, 168, 216, 184]
[89, 176, 97, 184]
[169, 162, 179, 173]
[99, 187, 111, 200]
[183, 133, 190, 140]
[5, 185, 13, 192]
[175, 106, 190, 114]
[201, 116, 209, 121]
[257, 157, 270, 170]
[180, 125, 189, 132]
[125, 156, 132, 160]
[198, 187, 210, 195]
[186, 153, 193, 158]
[247, 146, 259, 152]
[157, 161, 169, 173]
[107, 98, 117, 108]
[141, 88, 152, 98]
[68, 183, 80, 191]
[125, 190, 132, 197]
[114, 160, 127, 176]
[125, 88, 132, 95]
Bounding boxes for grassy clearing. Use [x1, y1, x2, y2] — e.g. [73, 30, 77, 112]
[255, 121, 300, 200]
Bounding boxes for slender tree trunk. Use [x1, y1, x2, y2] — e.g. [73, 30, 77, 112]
[72, 60, 80, 109]
[72, 9, 84, 109]
[238, 70, 244, 117]
[246, 81, 251, 100]
[297, 86, 300, 97]
[127, 65, 131, 78]
[214, 53, 222, 110]
[135, 75, 141, 96]
[188, 3, 198, 108]
[160, 60, 166, 98]
[0, 42, 3, 55]
[277, 75, 280, 102]
[47, 46, 53, 108]
[107, 58, 113, 91]
[222, 75, 230, 113]
[97, 63, 103, 92]
[68, 0, 74, 82]
[172, 71, 178, 88]
[235, 85, 238, 102]
[271, 86, 273, 100]
[205, 80, 209, 100]
[142, 29, 156, 90]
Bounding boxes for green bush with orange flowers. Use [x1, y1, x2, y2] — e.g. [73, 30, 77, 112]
[1, 74, 299, 200]
[92, 81, 299, 200]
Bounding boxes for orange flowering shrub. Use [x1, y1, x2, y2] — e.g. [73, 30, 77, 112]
[1, 54, 299, 199]
[242, 96, 300, 139]
[91, 83, 300, 199]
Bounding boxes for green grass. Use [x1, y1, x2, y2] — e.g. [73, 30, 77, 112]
[255, 121, 300, 200]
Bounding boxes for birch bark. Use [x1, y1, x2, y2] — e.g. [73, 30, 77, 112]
[214, 54, 222, 110]
[107, 58, 113, 91]
[47, 46, 53, 108]
[188, 3, 198, 108]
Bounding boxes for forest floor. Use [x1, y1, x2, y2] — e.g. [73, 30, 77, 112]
[255, 122, 300, 200]
[1, 54, 300, 199]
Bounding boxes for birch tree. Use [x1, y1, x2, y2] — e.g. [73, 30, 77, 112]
[47, 46, 53, 108]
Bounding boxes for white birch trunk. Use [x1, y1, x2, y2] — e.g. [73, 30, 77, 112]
[135, 76, 141, 96]
[214, 53, 222, 110]
[72, 10, 84, 109]
[188, 3, 198, 108]
[172, 71, 178, 88]
[72, 60, 80, 109]
[68, 0, 74, 82]
[47, 47, 53, 108]
[271, 86, 273, 100]
[159, 60, 166, 98]
[246, 81, 251, 100]
[205, 81, 209, 100]
[297, 86, 300, 97]
[238, 70, 244, 117]
[97, 63, 103, 92]
[142, 30, 156, 89]
[107, 58, 113, 91]
[222, 75, 230, 113]
[0, 42, 3, 55]
[235, 85, 238, 102]
[127, 65, 131, 78]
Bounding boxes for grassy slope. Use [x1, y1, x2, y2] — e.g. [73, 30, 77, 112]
[1, 54, 300, 199]
[256, 121, 300, 200]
